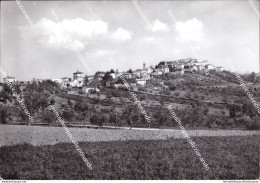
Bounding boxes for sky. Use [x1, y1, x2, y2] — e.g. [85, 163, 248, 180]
[1, 0, 259, 81]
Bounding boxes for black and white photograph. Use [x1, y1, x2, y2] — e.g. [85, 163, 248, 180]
[0, 0, 259, 181]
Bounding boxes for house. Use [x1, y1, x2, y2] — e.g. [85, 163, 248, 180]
[88, 75, 94, 82]
[130, 83, 137, 87]
[136, 79, 146, 86]
[111, 97, 122, 104]
[149, 100, 161, 107]
[155, 66, 170, 75]
[205, 64, 215, 70]
[3, 76, 16, 84]
[82, 86, 100, 93]
[216, 66, 224, 72]
[70, 70, 85, 87]
[176, 64, 184, 70]
[110, 73, 118, 79]
[140, 100, 148, 106]
[132, 86, 138, 91]
[197, 65, 204, 71]
[17, 81, 29, 86]
[122, 98, 132, 104]
[114, 83, 125, 89]
[97, 72, 105, 80]
[52, 78, 63, 85]
[191, 65, 198, 71]
[133, 62, 152, 79]
[161, 65, 170, 73]
[120, 72, 132, 79]
[151, 71, 161, 76]
[70, 80, 83, 87]
[61, 77, 71, 88]
[73, 70, 84, 81]
[68, 90, 76, 94]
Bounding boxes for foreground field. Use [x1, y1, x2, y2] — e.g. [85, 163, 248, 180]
[0, 125, 259, 147]
[0, 136, 259, 179]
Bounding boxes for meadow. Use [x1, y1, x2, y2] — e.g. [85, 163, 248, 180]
[0, 125, 259, 147]
[0, 136, 259, 180]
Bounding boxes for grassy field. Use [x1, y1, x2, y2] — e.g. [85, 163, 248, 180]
[0, 136, 258, 180]
[0, 125, 259, 147]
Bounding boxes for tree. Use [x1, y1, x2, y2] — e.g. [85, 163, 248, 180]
[2, 83, 21, 95]
[153, 110, 166, 127]
[247, 72, 256, 83]
[74, 101, 89, 121]
[50, 98, 55, 105]
[127, 117, 133, 129]
[19, 109, 28, 123]
[41, 110, 56, 124]
[110, 69, 115, 73]
[185, 92, 191, 98]
[127, 69, 133, 73]
[68, 99, 73, 108]
[90, 114, 97, 125]
[24, 80, 60, 94]
[0, 109, 7, 124]
[84, 75, 89, 86]
[102, 72, 113, 86]
[0, 90, 12, 103]
[62, 110, 74, 121]
[23, 91, 50, 125]
[174, 92, 180, 97]
[131, 113, 139, 126]
[92, 75, 100, 88]
[246, 116, 259, 130]
[194, 93, 199, 99]
[99, 115, 106, 127]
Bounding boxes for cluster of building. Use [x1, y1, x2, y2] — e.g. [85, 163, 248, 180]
[52, 70, 85, 88]
[2, 58, 224, 88]
[156, 58, 224, 74]
[98, 58, 224, 86]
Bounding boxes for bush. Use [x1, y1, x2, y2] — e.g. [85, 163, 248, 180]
[90, 114, 101, 125]
[246, 117, 259, 130]
[236, 116, 251, 127]
[62, 110, 74, 121]
[0, 109, 7, 124]
[41, 110, 56, 124]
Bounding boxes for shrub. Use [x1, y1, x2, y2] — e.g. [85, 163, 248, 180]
[236, 116, 251, 127]
[41, 110, 56, 124]
[62, 110, 74, 121]
[0, 109, 7, 124]
[246, 117, 259, 130]
[90, 114, 101, 125]
[173, 92, 180, 97]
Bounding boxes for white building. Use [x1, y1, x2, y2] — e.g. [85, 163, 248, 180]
[83, 86, 100, 93]
[205, 64, 215, 70]
[61, 77, 71, 87]
[133, 62, 151, 79]
[3, 76, 16, 84]
[71, 70, 84, 87]
[136, 79, 146, 86]
[197, 65, 204, 71]
[52, 78, 63, 84]
[216, 66, 224, 72]
[70, 80, 83, 87]
[121, 72, 132, 79]
[110, 73, 118, 79]
[73, 70, 84, 82]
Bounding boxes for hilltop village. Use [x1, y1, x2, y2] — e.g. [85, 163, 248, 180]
[0, 58, 259, 130]
[43, 58, 224, 89]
